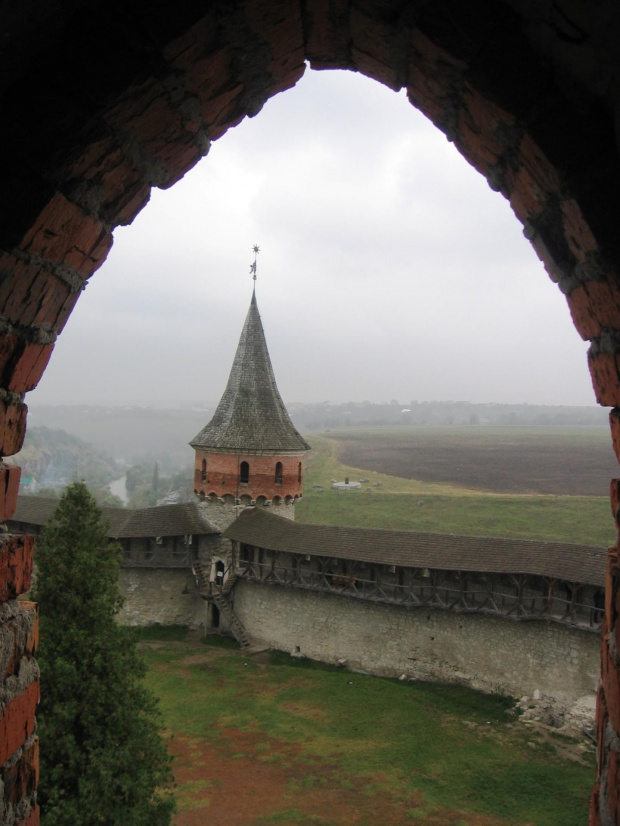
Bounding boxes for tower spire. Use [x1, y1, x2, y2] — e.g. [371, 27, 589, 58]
[250, 244, 260, 288]
[190, 286, 310, 454]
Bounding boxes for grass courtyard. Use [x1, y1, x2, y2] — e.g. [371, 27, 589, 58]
[142, 632, 595, 826]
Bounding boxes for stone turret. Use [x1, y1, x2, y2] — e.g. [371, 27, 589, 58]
[190, 289, 309, 526]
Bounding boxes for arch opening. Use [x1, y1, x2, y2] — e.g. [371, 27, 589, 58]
[3, 5, 620, 821]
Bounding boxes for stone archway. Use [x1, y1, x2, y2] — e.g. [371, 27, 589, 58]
[2, 2, 620, 823]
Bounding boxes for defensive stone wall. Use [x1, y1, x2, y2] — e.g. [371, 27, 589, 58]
[198, 500, 296, 534]
[233, 580, 599, 717]
[118, 569, 200, 627]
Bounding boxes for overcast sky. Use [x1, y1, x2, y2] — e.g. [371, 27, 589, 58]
[29, 68, 597, 410]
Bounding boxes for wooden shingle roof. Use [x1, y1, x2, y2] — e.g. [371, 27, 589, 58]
[190, 292, 310, 454]
[11, 496, 219, 538]
[224, 507, 606, 586]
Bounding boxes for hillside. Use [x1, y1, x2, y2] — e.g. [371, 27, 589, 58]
[10, 426, 119, 492]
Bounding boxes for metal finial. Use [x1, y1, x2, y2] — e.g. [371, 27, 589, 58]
[250, 244, 260, 281]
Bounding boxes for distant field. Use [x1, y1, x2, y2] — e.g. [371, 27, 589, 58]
[295, 433, 615, 546]
[144, 636, 595, 826]
[331, 425, 618, 496]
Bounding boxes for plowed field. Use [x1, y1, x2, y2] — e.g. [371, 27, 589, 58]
[332, 426, 617, 496]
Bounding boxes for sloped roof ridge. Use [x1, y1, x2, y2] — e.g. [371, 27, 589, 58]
[190, 293, 310, 453]
[224, 507, 606, 586]
[11, 496, 219, 538]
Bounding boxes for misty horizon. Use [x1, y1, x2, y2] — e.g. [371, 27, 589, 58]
[26, 397, 605, 412]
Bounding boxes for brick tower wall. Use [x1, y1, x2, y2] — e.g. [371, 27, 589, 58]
[193, 451, 304, 503]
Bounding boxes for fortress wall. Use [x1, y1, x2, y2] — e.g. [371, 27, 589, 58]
[233, 580, 599, 710]
[118, 569, 199, 627]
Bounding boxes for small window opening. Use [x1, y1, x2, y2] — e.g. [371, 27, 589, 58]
[298, 462, 302, 484]
[240, 461, 250, 484]
[201, 458, 207, 482]
[275, 461, 283, 485]
[214, 560, 226, 585]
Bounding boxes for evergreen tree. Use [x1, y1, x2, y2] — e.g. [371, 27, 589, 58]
[34, 481, 175, 826]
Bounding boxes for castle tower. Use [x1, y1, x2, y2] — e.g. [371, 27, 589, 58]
[190, 286, 310, 527]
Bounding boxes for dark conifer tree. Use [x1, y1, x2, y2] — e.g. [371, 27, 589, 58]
[34, 481, 175, 826]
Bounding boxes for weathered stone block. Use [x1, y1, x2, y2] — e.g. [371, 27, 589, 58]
[0, 535, 33, 602]
[561, 198, 598, 262]
[2, 735, 38, 810]
[0, 402, 27, 459]
[18, 805, 40, 825]
[246, 0, 304, 82]
[0, 252, 81, 332]
[406, 29, 464, 126]
[610, 411, 620, 466]
[17, 604, 38, 661]
[0, 681, 39, 767]
[0, 468, 21, 523]
[0, 335, 20, 382]
[18, 193, 111, 275]
[304, 0, 350, 67]
[587, 350, 620, 407]
[350, 6, 405, 90]
[507, 163, 548, 224]
[7, 342, 54, 394]
[0, 601, 39, 682]
[567, 281, 620, 342]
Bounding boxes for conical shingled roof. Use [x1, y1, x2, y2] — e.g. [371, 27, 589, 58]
[190, 292, 310, 454]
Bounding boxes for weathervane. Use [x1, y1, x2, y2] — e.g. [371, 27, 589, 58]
[250, 244, 260, 282]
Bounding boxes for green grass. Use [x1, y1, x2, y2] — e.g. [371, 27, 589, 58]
[133, 624, 189, 642]
[296, 435, 614, 545]
[144, 641, 595, 826]
[201, 633, 241, 649]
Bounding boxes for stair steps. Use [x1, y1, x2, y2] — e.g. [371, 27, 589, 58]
[212, 592, 251, 649]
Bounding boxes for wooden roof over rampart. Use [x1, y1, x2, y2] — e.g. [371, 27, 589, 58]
[224, 507, 606, 586]
[11, 496, 219, 538]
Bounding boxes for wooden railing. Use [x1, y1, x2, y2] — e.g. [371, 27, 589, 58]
[235, 558, 603, 632]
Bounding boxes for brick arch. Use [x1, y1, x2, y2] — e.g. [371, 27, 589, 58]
[2, 2, 620, 824]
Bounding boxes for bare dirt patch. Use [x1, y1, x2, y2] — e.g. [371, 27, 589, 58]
[336, 430, 617, 495]
[178, 653, 213, 667]
[171, 728, 511, 826]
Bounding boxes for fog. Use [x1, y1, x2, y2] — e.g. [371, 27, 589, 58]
[29, 68, 595, 410]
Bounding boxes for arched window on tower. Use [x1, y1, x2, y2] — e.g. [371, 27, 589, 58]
[275, 461, 283, 485]
[201, 459, 207, 482]
[240, 461, 250, 485]
[298, 462, 302, 484]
